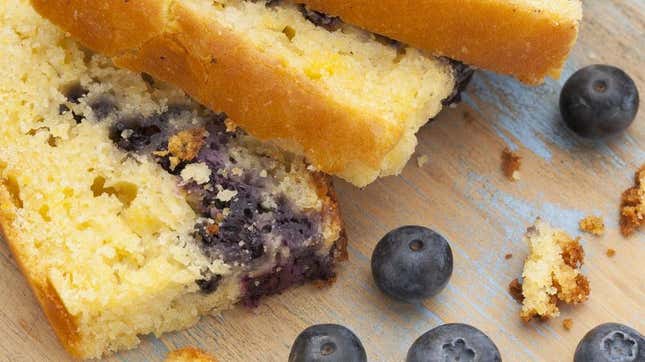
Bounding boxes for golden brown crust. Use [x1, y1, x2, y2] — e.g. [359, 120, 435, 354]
[165, 347, 219, 362]
[620, 164, 645, 237]
[0, 186, 82, 357]
[31, 0, 407, 187]
[300, 0, 581, 84]
[310, 172, 348, 263]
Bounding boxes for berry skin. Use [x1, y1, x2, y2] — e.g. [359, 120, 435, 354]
[371, 226, 453, 302]
[406, 323, 501, 362]
[288, 324, 367, 362]
[574, 323, 644, 362]
[560, 65, 639, 138]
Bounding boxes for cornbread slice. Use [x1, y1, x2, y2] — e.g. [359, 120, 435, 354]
[517, 219, 590, 321]
[166, 347, 218, 362]
[30, 0, 469, 187]
[298, 0, 583, 84]
[620, 164, 645, 237]
[0, 0, 345, 358]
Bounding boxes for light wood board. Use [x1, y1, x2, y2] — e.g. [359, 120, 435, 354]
[1, 1, 643, 361]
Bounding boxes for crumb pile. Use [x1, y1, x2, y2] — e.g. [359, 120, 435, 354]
[620, 165, 645, 237]
[579, 216, 605, 236]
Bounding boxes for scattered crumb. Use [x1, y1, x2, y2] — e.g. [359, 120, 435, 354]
[579, 216, 605, 236]
[168, 128, 208, 162]
[606, 248, 616, 257]
[216, 189, 238, 202]
[508, 278, 524, 303]
[517, 219, 590, 322]
[563, 318, 574, 331]
[417, 155, 429, 168]
[165, 347, 218, 362]
[180, 163, 211, 185]
[501, 148, 521, 181]
[620, 164, 645, 237]
[224, 119, 238, 132]
[505, 253, 513, 260]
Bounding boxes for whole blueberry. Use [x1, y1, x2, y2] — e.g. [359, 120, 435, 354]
[560, 65, 639, 138]
[371, 226, 453, 302]
[288, 324, 367, 362]
[574, 323, 644, 362]
[406, 323, 501, 362]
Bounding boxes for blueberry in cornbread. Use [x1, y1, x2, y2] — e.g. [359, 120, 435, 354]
[406, 324, 501, 362]
[371, 226, 453, 302]
[574, 323, 644, 362]
[289, 324, 367, 362]
[31, 0, 471, 187]
[0, 0, 345, 358]
[560, 65, 639, 138]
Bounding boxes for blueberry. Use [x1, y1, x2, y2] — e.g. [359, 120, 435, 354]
[371, 226, 453, 302]
[289, 324, 367, 362]
[560, 65, 639, 138]
[574, 323, 644, 362]
[406, 324, 501, 362]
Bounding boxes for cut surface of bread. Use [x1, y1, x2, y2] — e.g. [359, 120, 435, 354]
[517, 219, 590, 321]
[30, 0, 465, 187]
[0, 0, 344, 358]
[298, 0, 582, 84]
[165, 347, 218, 362]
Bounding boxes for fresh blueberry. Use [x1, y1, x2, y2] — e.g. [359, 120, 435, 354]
[371, 226, 453, 302]
[560, 65, 639, 138]
[406, 323, 501, 362]
[289, 324, 367, 362]
[574, 323, 644, 362]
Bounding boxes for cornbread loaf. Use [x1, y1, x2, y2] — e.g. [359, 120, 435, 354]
[0, 0, 345, 358]
[299, 0, 583, 84]
[516, 219, 590, 321]
[30, 0, 471, 187]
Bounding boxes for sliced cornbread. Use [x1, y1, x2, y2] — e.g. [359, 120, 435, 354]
[298, 0, 583, 84]
[30, 0, 469, 187]
[516, 219, 590, 321]
[0, 0, 344, 358]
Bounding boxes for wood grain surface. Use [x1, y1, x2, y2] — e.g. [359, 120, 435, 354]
[1, 1, 643, 361]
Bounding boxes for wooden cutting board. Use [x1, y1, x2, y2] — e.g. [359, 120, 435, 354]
[1, 1, 643, 361]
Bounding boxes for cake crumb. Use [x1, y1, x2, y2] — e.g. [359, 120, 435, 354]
[579, 216, 605, 236]
[562, 318, 573, 331]
[417, 155, 429, 168]
[180, 163, 211, 185]
[606, 248, 616, 257]
[168, 128, 208, 162]
[508, 278, 524, 303]
[501, 148, 521, 181]
[620, 164, 645, 237]
[505, 253, 513, 260]
[517, 219, 590, 322]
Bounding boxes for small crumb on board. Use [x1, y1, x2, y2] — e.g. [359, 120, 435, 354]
[505, 253, 513, 260]
[563, 318, 573, 331]
[579, 216, 605, 236]
[508, 278, 524, 303]
[417, 155, 429, 168]
[606, 249, 616, 257]
[501, 148, 521, 181]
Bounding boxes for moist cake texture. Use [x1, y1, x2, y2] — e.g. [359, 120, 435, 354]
[30, 0, 467, 187]
[0, 0, 344, 358]
[516, 219, 590, 321]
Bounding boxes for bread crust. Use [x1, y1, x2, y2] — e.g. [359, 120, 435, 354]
[0, 186, 82, 357]
[300, 0, 581, 84]
[31, 0, 413, 187]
